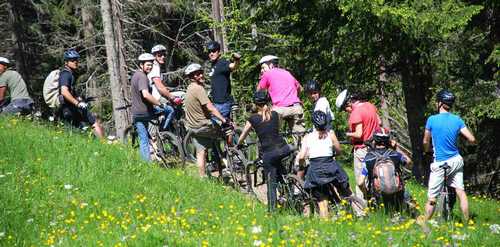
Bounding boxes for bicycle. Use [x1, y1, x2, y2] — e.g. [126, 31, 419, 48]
[434, 163, 457, 221]
[124, 110, 182, 167]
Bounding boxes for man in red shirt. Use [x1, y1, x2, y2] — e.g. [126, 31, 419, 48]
[336, 89, 381, 200]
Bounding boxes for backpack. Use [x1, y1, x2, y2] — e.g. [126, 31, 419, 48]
[372, 150, 403, 195]
[43, 69, 61, 108]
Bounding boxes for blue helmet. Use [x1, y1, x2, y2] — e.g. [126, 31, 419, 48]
[206, 41, 221, 52]
[64, 49, 80, 61]
[312, 111, 328, 131]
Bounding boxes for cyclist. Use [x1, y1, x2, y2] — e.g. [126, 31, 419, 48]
[184, 63, 228, 177]
[0, 57, 34, 114]
[420, 89, 476, 224]
[361, 128, 415, 213]
[304, 79, 334, 130]
[58, 49, 104, 138]
[336, 89, 381, 200]
[206, 41, 240, 121]
[257, 55, 305, 133]
[297, 111, 353, 218]
[149, 44, 182, 130]
[131, 53, 164, 162]
[236, 90, 293, 212]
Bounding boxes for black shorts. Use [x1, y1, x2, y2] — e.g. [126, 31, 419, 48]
[59, 105, 97, 127]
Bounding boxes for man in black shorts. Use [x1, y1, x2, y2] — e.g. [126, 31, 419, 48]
[58, 49, 104, 138]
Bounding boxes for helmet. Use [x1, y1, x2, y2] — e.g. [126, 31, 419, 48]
[64, 49, 80, 60]
[436, 89, 455, 106]
[184, 63, 203, 76]
[373, 128, 390, 145]
[0, 57, 10, 65]
[335, 89, 349, 110]
[253, 90, 270, 105]
[259, 55, 278, 65]
[151, 44, 167, 54]
[312, 111, 328, 130]
[138, 53, 155, 62]
[206, 41, 221, 52]
[305, 80, 321, 93]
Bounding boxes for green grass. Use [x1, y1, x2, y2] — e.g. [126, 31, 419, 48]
[0, 117, 499, 246]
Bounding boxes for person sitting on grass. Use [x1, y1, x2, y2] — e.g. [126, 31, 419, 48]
[360, 128, 416, 215]
[296, 110, 353, 218]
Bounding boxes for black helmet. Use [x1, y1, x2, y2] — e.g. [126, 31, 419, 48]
[206, 41, 221, 52]
[436, 89, 455, 106]
[373, 128, 390, 146]
[64, 49, 80, 61]
[253, 90, 269, 105]
[312, 111, 328, 131]
[305, 80, 321, 93]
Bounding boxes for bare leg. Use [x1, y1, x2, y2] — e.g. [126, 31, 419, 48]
[92, 121, 105, 139]
[318, 199, 329, 218]
[424, 199, 436, 221]
[197, 149, 207, 177]
[455, 188, 469, 222]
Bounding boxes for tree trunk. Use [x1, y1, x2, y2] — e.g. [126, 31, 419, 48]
[81, 1, 100, 107]
[211, 0, 228, 53]
[378, 58, 391, 129]
[100, 0, 131, 140]
[401, 53, 432, 184]
[6, 0, 31, 82]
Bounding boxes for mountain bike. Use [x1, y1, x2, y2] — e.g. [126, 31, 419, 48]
[123, 109, 182, 167]
[434, 163, 457, 221]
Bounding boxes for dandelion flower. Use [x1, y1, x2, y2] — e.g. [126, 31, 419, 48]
[253, 240, 262, 246]
[64, 184, 73, 190]
[490, 224, 500, 234]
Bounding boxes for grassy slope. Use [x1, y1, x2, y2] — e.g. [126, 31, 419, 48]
[0, 117, 498, 247]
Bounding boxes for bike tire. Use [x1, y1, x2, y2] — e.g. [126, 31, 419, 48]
[182, 130, 197, 167]
[123, 125, 138, 148]
[160, 131, 185, 166]
[226, 148, 249, 192]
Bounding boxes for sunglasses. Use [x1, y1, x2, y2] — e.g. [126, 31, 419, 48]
[155, 53, 166, 57]
[208, 49, 219, 53]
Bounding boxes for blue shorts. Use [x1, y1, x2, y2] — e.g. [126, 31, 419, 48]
[212, 101, 232, 122]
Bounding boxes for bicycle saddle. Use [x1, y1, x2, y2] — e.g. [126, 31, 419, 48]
[439, 163, 451, 170]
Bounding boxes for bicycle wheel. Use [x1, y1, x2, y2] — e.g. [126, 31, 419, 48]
[160, 131, 185, 165]
[435, 190, 452, 221]
[123, 125, 138, 148]
[226, 148, 249, 192]
[277, 175, 314, 215]
[182, 130, 197, 167]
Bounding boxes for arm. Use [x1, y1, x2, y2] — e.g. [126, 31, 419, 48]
[329, 131, 342, 155]
[257, 74, 268, 90]
[229, 54, 240, 71]
[236, 121, 252, 145]
[141, 89, 161, 106]
[0, 86, 6, 102]
[205, 102, 226, 123]
[61, 86, 80, 106]
[152, 78, 175, 100]
[296, 135, 309, 167]
[422, 129, 432, 153]
[460, 127, 477, 144]
[346, 123, 363, 139]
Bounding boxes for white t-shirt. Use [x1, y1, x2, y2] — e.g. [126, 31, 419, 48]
[314, 97, 334, 120]
[147, 61, 162, 100]
[304, 130, 334, 159]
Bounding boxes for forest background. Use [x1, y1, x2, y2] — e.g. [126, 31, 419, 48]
[1, 0, 498, 196]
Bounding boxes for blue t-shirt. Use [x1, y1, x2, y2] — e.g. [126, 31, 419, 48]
[425, 112, 465, 162]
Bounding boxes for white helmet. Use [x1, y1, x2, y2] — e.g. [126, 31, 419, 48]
[138, 53, 155, 62]
[259, 55, 278, 64]
[0, 57, 10, 65]
[335, 89, 349, 110]
[151, 44, 167, 54]
[184, 63, 203, 76]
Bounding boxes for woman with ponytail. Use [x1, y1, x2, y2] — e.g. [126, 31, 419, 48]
[297, 111, 354, 218]
[237, 90, 292, 212]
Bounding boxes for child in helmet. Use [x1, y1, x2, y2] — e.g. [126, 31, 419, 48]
[304, 80, 334, 130]
[296, 111, 354, 218]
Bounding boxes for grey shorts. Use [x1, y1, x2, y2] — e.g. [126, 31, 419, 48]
[190, 125, 220, 152]
[427, 154, 464, 199]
